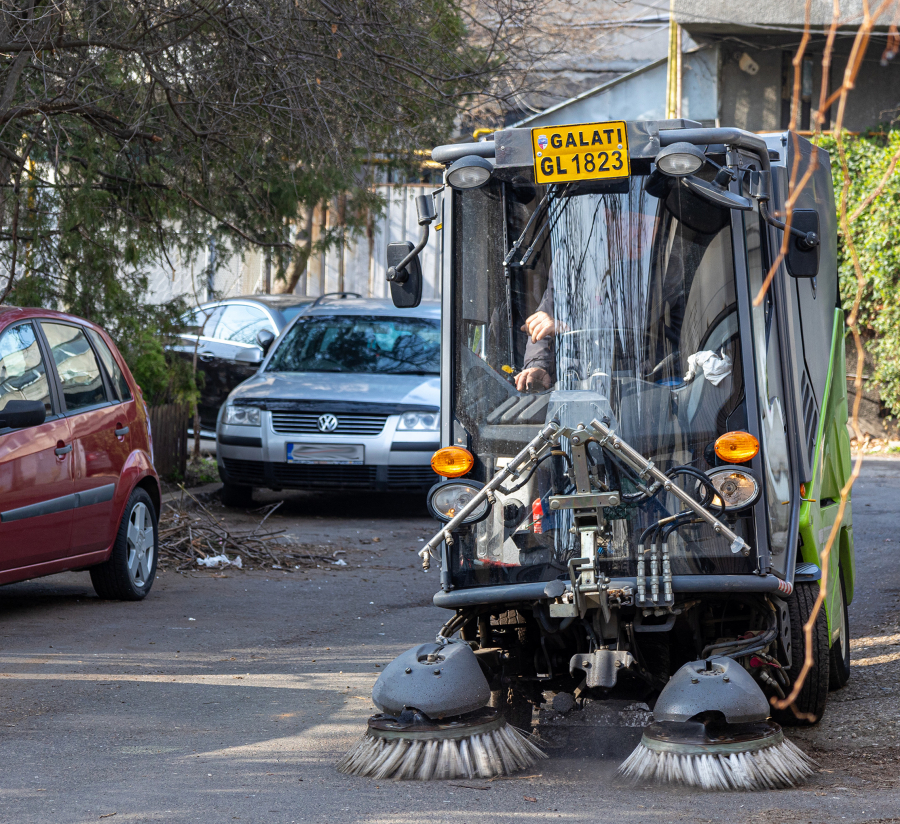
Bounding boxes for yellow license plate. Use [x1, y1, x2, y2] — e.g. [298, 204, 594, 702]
[531, 121, 630, 184]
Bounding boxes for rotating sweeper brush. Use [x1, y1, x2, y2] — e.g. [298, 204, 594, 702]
[618, 658, 816, 790]
[337, 640, 546, 780]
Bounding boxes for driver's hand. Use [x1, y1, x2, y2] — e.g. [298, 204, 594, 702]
[521, 311, 555, 342]
[515, 367, 551, 392]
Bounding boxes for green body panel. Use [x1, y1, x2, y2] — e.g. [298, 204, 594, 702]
[797, 308, 856, 645]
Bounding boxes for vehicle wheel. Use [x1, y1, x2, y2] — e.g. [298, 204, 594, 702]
[774, 581, 830, 726]
[829, 568, 851, 690]
[490, 686, 534, 731]
[90, 489, 158, 601]
[221, 482, 254, 508]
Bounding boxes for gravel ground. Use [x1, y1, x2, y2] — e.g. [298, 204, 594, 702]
[0, 460, 898, 823]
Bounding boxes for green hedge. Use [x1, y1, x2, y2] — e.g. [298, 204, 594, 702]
[820, 129, 900, 418]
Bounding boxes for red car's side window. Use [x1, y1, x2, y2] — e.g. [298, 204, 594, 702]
[0, 322, 53, 417]
[40, 322, 109, 412]
[87, 329, 132, 401]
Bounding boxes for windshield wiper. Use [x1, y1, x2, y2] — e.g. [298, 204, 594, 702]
[503, 183, 571, 269]
[503, 190, 550, 268]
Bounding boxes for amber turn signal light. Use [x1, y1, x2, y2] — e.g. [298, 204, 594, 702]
[431, 446, 475, 478]
[714, 431, 760, 464]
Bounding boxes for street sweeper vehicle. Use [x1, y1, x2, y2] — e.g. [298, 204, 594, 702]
[338, 119, 856, 790]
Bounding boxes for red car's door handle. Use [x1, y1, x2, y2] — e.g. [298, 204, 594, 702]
[115, 425, 130, 437]
[55, 443, 73, 456]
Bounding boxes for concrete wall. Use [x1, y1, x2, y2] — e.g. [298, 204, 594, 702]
[717, 45, 783, 132]
[519, 46, 719, 129]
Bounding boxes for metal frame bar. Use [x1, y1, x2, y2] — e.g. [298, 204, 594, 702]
[433, 574, 792, 609]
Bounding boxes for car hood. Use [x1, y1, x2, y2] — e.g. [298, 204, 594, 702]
[228, 371, 440, 408]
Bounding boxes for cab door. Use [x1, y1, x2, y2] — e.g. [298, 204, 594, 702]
[40, 321, 123, 557]
[0, 321, 75, 571]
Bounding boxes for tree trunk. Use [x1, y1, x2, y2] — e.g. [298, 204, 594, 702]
[281, 204, 316, 294]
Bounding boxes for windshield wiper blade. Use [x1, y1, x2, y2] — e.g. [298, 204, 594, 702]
[503, 190, 550, 268]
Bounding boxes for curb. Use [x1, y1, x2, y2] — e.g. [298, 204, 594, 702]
[162, 482, 223, 504]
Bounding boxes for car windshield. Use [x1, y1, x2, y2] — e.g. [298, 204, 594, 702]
[452, 172, 755, 587]
[266, 314, 440, 375]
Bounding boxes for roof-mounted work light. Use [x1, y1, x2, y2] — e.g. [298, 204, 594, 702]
[446, 155, 493, 190]
[655, 142, 707, 177]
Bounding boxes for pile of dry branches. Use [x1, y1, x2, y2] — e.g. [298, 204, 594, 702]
[157, 488, 349, 572]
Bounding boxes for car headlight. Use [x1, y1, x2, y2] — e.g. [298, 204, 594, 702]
[427, 481, 490, 524]
[705, 467, 760, 511]
[398, 411, 439, 431]
[224, 405, 261, 426]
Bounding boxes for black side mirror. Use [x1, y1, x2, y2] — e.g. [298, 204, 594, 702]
[386, 193, 437, 308]
[0, 400, 46, 430]
[256, 328, 276, 353]
[387, 241, 423, 308]
[785, 210, 820, 278]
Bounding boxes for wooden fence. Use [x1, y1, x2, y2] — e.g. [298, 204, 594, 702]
[148, 403, 190, 480]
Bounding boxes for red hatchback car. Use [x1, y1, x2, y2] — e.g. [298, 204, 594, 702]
[0, 308, 160, 599]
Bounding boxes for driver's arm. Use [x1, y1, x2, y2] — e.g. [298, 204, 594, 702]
[515, 277, 555, 391]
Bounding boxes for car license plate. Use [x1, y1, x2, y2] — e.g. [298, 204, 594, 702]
[531, 120, 630, 184]
[286, 443, 364, 465]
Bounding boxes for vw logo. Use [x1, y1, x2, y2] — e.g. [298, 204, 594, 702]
[317, 413, 339, 433]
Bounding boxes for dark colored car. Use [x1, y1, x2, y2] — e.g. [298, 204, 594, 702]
[0, 307, 160, 599]
[170, 295, 313, 436]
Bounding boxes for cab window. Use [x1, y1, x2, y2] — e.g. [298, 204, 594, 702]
[41, 322, 109, 412]
[0, 322, 53, 418]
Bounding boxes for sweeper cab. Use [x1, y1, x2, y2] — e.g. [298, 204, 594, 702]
[340, 120, 855, 789]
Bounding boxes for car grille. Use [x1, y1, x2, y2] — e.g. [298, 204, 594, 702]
[270, 412, 388, 436]
[272, 464, 379, 488]
[222, 459, 438, 490]
[221, 458, 266, 484]
[387, 466, 439, 488]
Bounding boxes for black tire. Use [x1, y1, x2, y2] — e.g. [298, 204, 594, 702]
[90, 489, 158, 601]
[774, 581, 830, 726]
[221, 482, 254, 508]
[829, 568, 851, 690]
[488, 611, 535, 730]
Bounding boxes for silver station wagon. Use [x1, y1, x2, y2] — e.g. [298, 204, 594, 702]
[215, 296, 441, 505]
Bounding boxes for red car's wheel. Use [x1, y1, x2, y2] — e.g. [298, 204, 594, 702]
[90, 488, 158, 600]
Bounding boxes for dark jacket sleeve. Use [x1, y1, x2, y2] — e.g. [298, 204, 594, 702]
[523, 276, 554, 371]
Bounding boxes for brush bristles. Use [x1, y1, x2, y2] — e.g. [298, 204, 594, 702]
[337, 724, 547, 780]
[617, 737, 817, 791]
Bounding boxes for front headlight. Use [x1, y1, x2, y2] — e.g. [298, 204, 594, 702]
[224, 405, 261, 426]
[427, 481, 490, 524]
[705, 467, 760, 511]
[398, 411, 439, 431]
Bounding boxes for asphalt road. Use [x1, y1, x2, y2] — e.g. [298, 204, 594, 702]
[1, 460, 899, 823]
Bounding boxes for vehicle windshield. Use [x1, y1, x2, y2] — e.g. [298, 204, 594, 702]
[266, 315, 440, 375]
[453, 172, 754, 587]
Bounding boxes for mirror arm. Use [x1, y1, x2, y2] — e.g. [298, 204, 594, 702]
[759, 200, 819, 248]
[387, 222, 430, 284]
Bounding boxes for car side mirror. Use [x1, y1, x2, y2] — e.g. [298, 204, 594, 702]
[785, 209, 820, 278]
[256, 328, 276, 353]
[387, 241, 423, 308]
[235, 347, 263, 364]
[0, 400, 46, 430]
